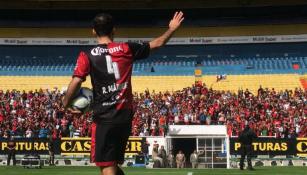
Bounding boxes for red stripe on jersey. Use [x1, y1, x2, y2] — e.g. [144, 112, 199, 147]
[90, 122, 96, 163]
[73, 51, 90, 81]
[95, 161, 117, 167]
[91, 121, 118, 167]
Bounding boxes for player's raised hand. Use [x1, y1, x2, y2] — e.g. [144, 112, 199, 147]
[169, 11, 184, 31]
[149, 11, 185, 49]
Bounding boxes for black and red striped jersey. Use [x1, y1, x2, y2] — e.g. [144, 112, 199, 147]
[73, 42, 150, 124]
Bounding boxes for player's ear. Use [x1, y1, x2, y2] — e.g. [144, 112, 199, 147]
[92, 29, 97, 36]
[110, 27, 115, 40]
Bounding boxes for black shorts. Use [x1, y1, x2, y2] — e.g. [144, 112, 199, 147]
[91, 120, 131, 167]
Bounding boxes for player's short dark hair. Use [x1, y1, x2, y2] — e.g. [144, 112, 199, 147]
[92, 13, 114, 37]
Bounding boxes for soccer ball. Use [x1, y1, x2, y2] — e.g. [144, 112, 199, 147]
[71, 87, 93, 112]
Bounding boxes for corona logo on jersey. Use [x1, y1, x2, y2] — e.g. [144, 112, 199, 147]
[91, 45, 123, 56]
[296, 138, 307, 157]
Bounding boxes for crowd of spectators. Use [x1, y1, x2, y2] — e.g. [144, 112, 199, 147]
[0, 84, 306, 139]
[0, 89, 92, 139]
[132, 84, 306, 138]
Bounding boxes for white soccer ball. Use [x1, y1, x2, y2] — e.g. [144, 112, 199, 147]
[71, 87, 93, 112]
[79, 87, 93, 102]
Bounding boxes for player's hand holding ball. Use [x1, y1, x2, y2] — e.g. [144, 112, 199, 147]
[63, 87, 93, 113]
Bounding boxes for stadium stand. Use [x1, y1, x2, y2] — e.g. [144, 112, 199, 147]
[0, 43, 306, 76]
[0, 83, 305, 139]
[0, 55, 305, 76]
[0, 43, 305, 93]
[0, 74, 302, 94]
[1, 1, 307, 171]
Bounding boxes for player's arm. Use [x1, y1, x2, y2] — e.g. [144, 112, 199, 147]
[62, 52, 90, 109]
[149, 11, 184, 50]
[252, 130, 258, 139]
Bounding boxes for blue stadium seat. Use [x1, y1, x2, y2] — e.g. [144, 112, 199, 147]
[0, 45, 306, 76]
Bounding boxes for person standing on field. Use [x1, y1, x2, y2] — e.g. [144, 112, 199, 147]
[167, 150, 175, 168]
[63, 11, 184, 175]
[158, 145, 167, 167]
[48, 135, 55, 166]
[176, 150, 185, 168]
[239, 122, 257, 170]
[190, 150, 198, 168]
[7, 136, 16, 166]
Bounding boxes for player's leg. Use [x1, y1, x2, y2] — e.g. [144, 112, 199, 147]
[7, 152, 11, 166]
[99, 165, 125, 175]
[116, 166, 125, 175]
[246, 145, 254, 170]
[51, 152, 55, 165]
[100, 166, 117, 175]
[49, 151, 52, 165]
[239, 145, 246, 170]
[239, 156, 245, 169]
[12, 152, 16, 165]
[157, 157, 163, 167]
[115, 123, 131, 175]
[91, 122, 118, 175]
[168, 160, 171, 168]
[96, 121, 131, 175]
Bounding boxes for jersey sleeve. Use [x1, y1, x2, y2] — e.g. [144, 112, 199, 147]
[127, 42, 150, 60]
[73, 51, 90, 81]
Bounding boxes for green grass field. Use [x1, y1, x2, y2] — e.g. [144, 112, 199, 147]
[0, 166, 307, 175]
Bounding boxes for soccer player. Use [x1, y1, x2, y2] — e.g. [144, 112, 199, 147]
[238, 122, 257, 170]
[62, 11, 184, 175]
[7, 136, 16, 166]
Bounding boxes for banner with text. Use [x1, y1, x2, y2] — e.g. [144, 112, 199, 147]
[230, 138, 307, 157]
[0, 138, 61, 155]
[0, 137, 145, 156]
[59, 137, 145, 156]
[1, 34, 307, 46]
[1, 137, 306, 157]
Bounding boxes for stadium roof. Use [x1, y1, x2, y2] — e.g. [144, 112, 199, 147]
[2, 0, 307, 10]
